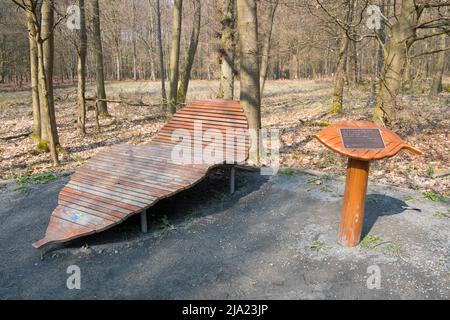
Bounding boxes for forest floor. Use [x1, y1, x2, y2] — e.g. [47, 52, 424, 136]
[0, 79, 449, 197]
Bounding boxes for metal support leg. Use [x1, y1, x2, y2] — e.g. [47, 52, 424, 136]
[230, 166, 235, 194]
[140, 211, 148, 233]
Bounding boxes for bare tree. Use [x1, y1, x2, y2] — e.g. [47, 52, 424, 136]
[177, 0, 201, 104]
[132, 0, 138, 81]
[26, 6, 41, 143]
[41, 0, 59, 145]
[91, 0, 108, 115]
[12, 0, 60, 165]
[76, 0, 87, 135]
[168, 0, 183, 114]
[237, 0, 261, 163]
[372, 0, 450, 125]
[259, 0, 279, 96]
[218, 0, 236, 100]
[328, 0, 354, 114]
[154, 0, 167, 107]
[330, 34, 349, 114]
[430, 33, 447, 95]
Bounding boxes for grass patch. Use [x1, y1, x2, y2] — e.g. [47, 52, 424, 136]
[423, 191, 445, 202]
[310, 240, 328, 252]
[307, 178, 322, 185]
[360, 235, 383, 250]
[425, 165, 435, 177]
[13, 185, 31, 194]
[382, 243, 403, 257]
[15, 171, 71, 193]
[158, 215, 176, 240]
[319, 186, 333, 193]
[433, 210, 449, 218]
[404, 195, 417, 202]
[318, 119, 330, 127]
[280, 168, 296, 176]
[317, 152, 337, 169]
[402, 168, 413, 177]
[71, 155, 86, 165]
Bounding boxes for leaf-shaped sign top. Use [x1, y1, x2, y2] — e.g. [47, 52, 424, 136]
[314, 120, 422, 161]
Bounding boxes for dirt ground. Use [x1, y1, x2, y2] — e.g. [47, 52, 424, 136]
[0, 79, 449, 196]
[0, 168, 448, 299]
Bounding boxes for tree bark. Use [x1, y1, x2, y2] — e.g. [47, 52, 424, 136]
[177, 0, 201, 104]
[37, 38, 59, 165]
[218, 0, 236, 100]
[26, 7, 41, 143]
[19, 0, 60, 165]
[77, 0, 87, 135]
[91, 0, 108, 115]
[259, 0, 279, 96]
[154, 0, 167, 107]
[237, 0, 261, 163]
[348, 39, 358, 86]
[430, 33, 446, 96]
[373, 0, 419, 126]
[41, 0, 58, 145]
[168, 0, 183, 115]
[330, 35, 349, 114]
[132, 0, 138, 81]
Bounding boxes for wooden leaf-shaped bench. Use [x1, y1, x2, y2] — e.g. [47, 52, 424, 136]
[33, 99, 249, 249]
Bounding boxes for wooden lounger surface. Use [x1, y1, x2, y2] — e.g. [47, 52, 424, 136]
[33, 99, 249, 249]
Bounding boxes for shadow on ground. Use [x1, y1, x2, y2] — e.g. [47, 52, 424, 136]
[362, 194, 422, 238]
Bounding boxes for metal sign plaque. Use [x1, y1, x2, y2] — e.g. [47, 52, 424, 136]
[340, 128, 385, 149]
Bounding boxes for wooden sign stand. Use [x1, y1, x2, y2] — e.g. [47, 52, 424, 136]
[315, 120, 422, 247]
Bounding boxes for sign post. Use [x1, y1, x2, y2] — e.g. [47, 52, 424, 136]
[315, 120, 422, 247]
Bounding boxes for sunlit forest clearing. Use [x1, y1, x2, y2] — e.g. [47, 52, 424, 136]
[0, 0, 449, 301]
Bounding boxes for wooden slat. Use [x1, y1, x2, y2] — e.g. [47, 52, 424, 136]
[84, 160, 197, 184]
[76, 167, 187, 192]
[62, 186, 143, 211]
[172, 113, 248, 125]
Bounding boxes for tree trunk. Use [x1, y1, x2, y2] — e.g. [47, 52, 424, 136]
[115, 54, 121, 81]
[91, 0, 108, 115]
[168, 0, 183, 115]
[218, 0, 236, 100]
[330, 35, 349, 114]
[132, 0, 138, 81]
[26, 7, 41, 143]
[37, 38, 58, 165]
[41, 0, 58, 145]
[373, 0, 418, 126]
[259, 0, 279, 96]
[177, 0, 201, 104]
[237, 0, 261, 163]
[348, 39, 358, 86]
[77, 0, 87, 135]
[148, 6, 157, 81]
[154, 0, 167, 106]
[430, 33, 446, 96]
